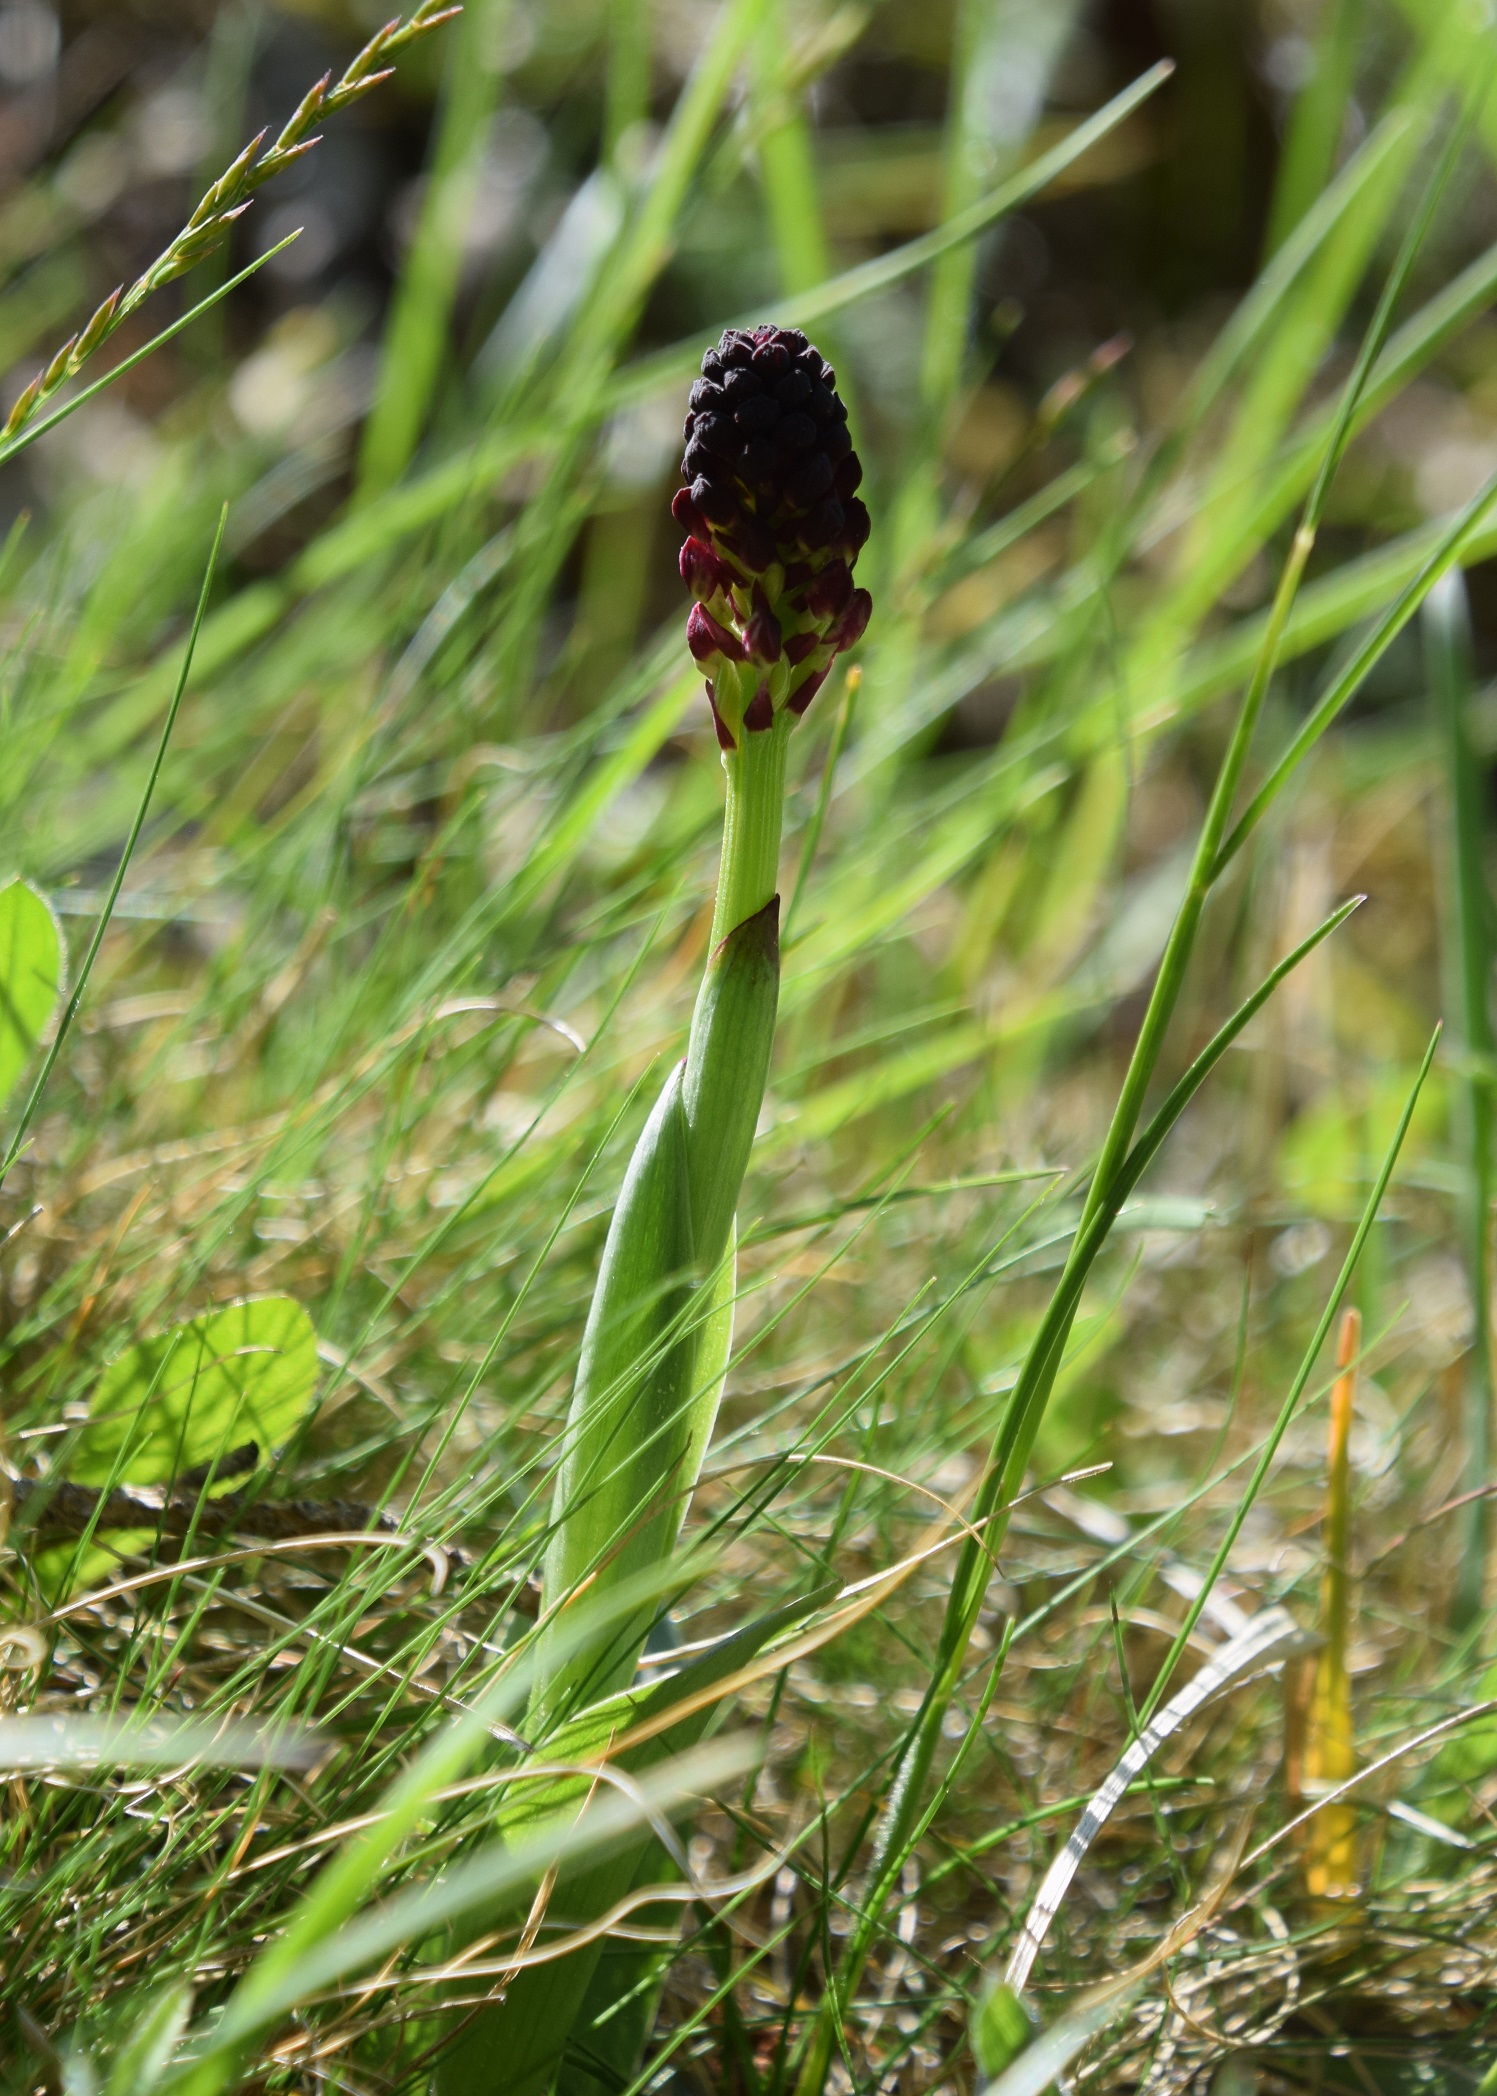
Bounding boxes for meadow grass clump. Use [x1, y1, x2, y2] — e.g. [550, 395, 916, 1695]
[4, 4, 1497, 2093]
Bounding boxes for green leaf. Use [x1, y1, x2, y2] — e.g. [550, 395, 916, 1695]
[438, 1584, 834, 2096]
[0, 879, 62, 1111]
[979, 1977, 1143, 2096]
[173, 1736, 758, 2096]
[972, 1982, 1037, 2078]
[105, 1984, 192, 2096]
[1428, 569, 1496, 1631]
[539, 899, 780, 1719]
[74, 1296, 319, 1489]
[539, 1062, 697, 1709]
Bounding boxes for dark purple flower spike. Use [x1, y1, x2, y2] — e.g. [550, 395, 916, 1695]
[674, 324, 872, 748]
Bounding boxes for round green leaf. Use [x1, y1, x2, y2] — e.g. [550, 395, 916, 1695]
[972, 1982, 1037, 2079]
[73, 1296, 320, 1488]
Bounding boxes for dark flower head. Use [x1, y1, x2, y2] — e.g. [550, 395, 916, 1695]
[674, 324, 871, 748]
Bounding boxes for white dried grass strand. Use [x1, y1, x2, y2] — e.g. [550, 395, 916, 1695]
[0, 1713, 323, 1771]
[1004, 1604, 1297, 1995]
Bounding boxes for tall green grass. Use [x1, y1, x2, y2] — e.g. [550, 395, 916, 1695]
[2, 2, 1497, 2090]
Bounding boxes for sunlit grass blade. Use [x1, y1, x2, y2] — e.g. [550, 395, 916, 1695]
[603, 0, 652, 163]
[1175, 107, 1414, 457]
[0, 508, 226, 1188]
[557, 0, 775, 399]
[612, 60, 1176, 408]
[751, 0, 832, 300]
[1212, 458, 1497, 876]
[1264, 0, 1364, 257]
[163, 1558, 713, 2096]
[975, 1976, 1144, 2096]
[919, 0, 1082, 418]
[0, 242, 296, 474]
[1142, 66, 1477, 704]
[0, 1714, 323, 1771]
[1136, 1034, 1439, 1725]
[1003, 1605, 1299, 1992]
[790, 897, 1362, 2094]
[1426, 566, 1496, 1631]
[170, 1736, 757, 2094]
[1, 2, 456, 450]
[357, 0, 510, 495]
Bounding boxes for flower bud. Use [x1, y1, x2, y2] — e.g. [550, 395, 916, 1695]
[788, 666, 829, 716]
[803, 560, 852, 620]
[681, 536, 736, 602]
[827, 588, 872, 653]
[704, 681, 736, 751]
[675, 323, 871, 742]
[744, 588, 782, 664]
[688, 602, 747, 665]
[672, 487, 708, 538]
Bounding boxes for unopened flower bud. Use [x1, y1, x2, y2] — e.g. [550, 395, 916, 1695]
[745, 588, 782, 663]
[672, 487, 708, 538]
[688, 602, 747, 664]
[804, 560, 852, 620]
[704, 681, 736, 751]
[681, 536, 736, 601]
[826, 588, 872, 653]
[788, 666, 829, 715]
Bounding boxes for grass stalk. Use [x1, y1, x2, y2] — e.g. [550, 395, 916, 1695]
[791, 118, 1478, 2075]
[752, 0, 831, 300]
[1265, 0, 1365, 258]
[0, 510, 226, 1188]
[1427, 568, 1496, 1631]
[1303, 1306, 1362, 1898]
[604, 0, 653, 166]
[358, 0, 512, 496]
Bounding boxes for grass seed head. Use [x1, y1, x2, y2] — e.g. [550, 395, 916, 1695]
[673, 325, 871, 747]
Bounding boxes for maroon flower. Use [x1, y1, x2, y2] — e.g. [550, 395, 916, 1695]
[675, 324, 871, 745]
[687, 602, 747, 665]
[680, 536, 737, 603]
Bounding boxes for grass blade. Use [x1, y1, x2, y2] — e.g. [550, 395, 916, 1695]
[1427, 567, 1496, 1631]
[1135, 1031, 1440, 1726]
[0, 507, 227, 1188]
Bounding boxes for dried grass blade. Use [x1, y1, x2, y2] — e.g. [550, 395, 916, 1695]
[1003, 1606, 1298, 1995]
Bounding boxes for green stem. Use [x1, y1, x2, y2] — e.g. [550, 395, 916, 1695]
[712, 711, 791, 945]
[434, 708, 791, 2096]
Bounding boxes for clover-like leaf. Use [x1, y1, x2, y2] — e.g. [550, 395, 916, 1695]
[74, 1296, 319, 1489]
